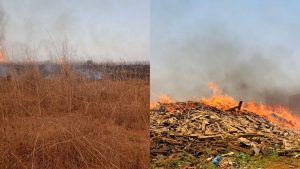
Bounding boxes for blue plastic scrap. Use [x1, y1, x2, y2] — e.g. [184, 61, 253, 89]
[212, 155, 222, 165]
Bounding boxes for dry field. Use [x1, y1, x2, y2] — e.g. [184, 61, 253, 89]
[0, 63, 149, 169]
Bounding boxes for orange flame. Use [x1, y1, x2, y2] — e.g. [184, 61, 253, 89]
[158, 94, 173, 104]
[150, 101, 159, 109]
[150, 94, 173, 109]
[0, 49, 5, 63]
[200, 82, 300, 129]
[201, 83, 238, 110]
[208, 82, 222, 95]
[151, 83, 300, 129]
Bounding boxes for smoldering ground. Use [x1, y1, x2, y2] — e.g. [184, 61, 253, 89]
[151, 28, 300, 106]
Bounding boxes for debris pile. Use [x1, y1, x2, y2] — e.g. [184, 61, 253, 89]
[150, 101, 300, 167]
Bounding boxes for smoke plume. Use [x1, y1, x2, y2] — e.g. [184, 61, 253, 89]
[0, 1, 5, 46]
[151, 28, 300, 106]
[0, 0, 149, 62]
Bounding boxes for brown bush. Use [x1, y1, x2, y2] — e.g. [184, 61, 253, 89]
[0, 63, 149, 169]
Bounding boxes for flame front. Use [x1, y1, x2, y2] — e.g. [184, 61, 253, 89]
[150, 94, 173, 109]
[200, 82, 300, 129]
[151, 82, 300, 129]
[201, 83, 238, 110]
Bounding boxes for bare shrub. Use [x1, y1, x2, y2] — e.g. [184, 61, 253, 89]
[0, 61, 149, 169]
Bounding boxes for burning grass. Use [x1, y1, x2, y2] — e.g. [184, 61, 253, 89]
[0, 63, 149, 169]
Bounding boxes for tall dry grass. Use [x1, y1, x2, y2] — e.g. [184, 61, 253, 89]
[0, 63, 149, 169]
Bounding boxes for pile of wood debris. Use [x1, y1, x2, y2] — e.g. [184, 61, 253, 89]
[150, 101, 300, 168]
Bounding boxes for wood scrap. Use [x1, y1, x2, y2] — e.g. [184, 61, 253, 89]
[150, 101, 300, 168]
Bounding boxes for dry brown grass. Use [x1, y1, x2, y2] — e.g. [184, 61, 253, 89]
[0, 63, 149, 169]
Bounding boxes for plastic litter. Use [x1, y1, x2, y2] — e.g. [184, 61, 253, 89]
[212, 155, 222, 165]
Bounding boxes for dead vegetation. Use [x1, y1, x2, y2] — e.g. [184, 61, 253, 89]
[0, 63, 149, 169]
[150, 101, 300, 168]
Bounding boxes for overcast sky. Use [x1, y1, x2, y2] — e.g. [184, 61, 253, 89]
[151, 0, 300, 104]
[0, 0, 149, 62]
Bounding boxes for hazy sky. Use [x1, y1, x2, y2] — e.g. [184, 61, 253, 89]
[0, 0, 149, 62]
[151, 0, 300, 103]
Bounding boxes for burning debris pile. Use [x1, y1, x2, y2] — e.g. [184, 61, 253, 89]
[150, 101, 300, 168]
